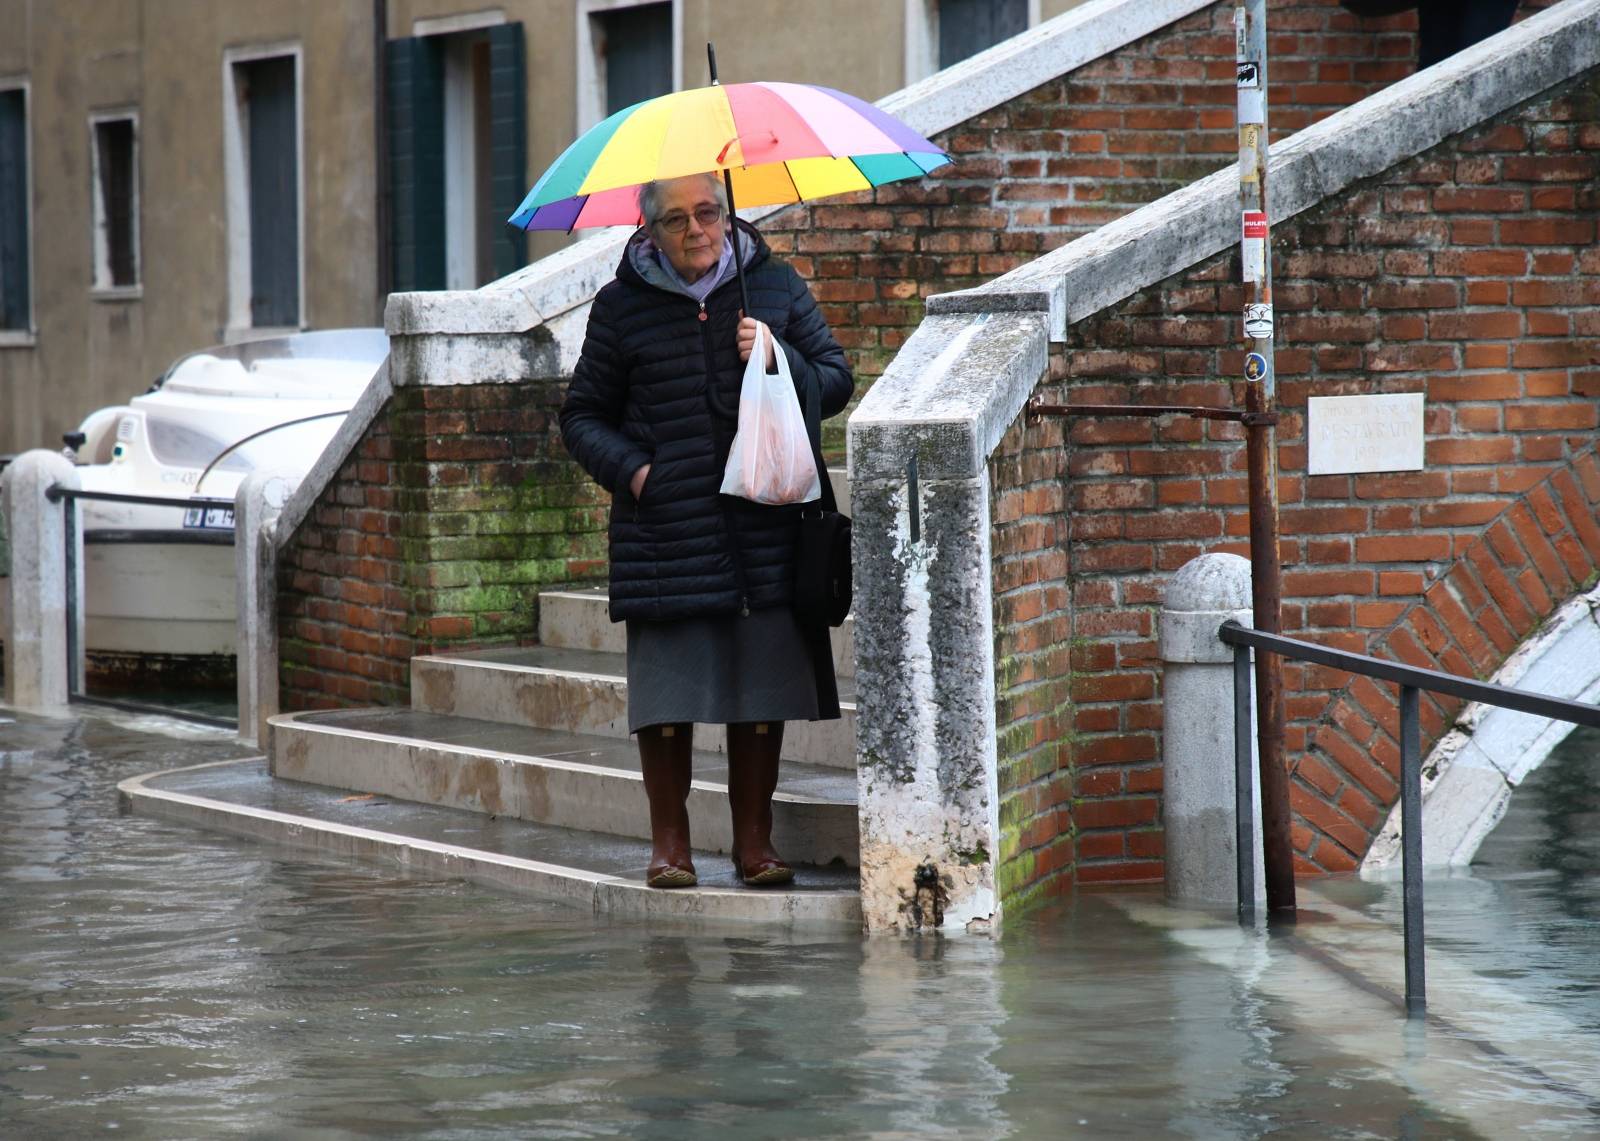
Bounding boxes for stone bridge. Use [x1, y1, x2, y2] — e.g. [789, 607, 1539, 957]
[16, 0, 1588, 932]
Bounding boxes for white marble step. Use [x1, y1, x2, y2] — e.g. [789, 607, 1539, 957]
[538, 586, 857, 680]
[410, 645, 859, 771]
[269, 709, 858, 867]
[121, 757, 859, 926]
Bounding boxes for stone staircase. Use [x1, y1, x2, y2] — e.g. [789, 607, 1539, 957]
[118, 471, 863, 923]
[221, 468, 864, 924]
[271, 592, 859, 851]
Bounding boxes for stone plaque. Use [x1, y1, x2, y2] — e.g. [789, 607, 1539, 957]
[1307, 393, 1425, 475]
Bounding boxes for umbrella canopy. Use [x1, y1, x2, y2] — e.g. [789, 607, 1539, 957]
[508, 81, 950, 232]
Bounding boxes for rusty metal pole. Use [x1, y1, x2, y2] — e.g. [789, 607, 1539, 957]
[1236, 1, 1296, 916]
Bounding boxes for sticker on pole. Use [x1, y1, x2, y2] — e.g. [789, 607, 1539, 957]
[1239, 124, 1261, 183]
[1244, 352, 1269, 383]
[1243, 304, 1274, 340]
[1238, 87, 1265, 125]
[1237, 61, 1260, 89]
[1242, 211, 1268, 282]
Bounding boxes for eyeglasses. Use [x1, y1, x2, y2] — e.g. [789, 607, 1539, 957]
[654, 205, 724, 234]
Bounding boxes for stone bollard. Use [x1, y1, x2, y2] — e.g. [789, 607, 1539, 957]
[1160, 552, 1263, 907]
[1, 450, 83, 713]
[235, 469, 301, 746]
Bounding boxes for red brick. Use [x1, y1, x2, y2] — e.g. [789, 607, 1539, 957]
[1354, 534, 1450, 562]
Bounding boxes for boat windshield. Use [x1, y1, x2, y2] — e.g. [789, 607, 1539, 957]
[153, 329, 389, 393]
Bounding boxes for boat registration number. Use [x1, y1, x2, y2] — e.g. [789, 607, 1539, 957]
[183, 506, 236, 531]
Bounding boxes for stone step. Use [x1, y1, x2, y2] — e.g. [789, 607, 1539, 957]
[269, 708, 858, 867]
[410, 645, 858, 771]
[538, 586, 857, 680]
[119, 756, 860, 927]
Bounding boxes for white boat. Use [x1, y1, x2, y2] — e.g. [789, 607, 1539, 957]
[56, 329, 386, 684]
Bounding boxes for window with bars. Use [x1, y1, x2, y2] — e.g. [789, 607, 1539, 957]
[92, 114, 140, 291]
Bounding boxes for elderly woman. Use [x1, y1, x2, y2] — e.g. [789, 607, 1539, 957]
[560, 173, 854, 889]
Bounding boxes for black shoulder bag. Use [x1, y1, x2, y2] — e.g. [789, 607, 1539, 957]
[793, 372, 852, 629]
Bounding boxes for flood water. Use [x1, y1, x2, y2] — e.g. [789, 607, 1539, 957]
[2, 708, 1599, 1139]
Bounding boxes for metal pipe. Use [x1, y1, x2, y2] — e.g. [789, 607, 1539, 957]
[1400, 683, 1426, 1015]
[1234, 642, 1256, 923]
[1026, 401, 1274, 424]
[1238, 0, 1295, 917]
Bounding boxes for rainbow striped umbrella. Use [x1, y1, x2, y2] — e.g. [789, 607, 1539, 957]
[507, 81, 950, 233]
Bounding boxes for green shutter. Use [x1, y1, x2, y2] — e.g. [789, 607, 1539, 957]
[0, 89, 29, 330]
[486, 23, 527, 281]
[387, 36, 445, 292]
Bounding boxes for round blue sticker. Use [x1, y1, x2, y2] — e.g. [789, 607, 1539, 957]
[1244, 352, 1268, 382]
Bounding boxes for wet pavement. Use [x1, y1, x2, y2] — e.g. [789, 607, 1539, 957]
[3, 705, 1599, 1138]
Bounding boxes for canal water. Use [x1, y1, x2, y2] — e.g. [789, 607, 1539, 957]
[2, 708, 1598, 1138]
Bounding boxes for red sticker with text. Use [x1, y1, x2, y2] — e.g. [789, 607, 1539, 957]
[1242, 211, 1268, 239]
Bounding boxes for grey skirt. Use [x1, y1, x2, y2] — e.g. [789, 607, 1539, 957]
[626, 607, 824, 732]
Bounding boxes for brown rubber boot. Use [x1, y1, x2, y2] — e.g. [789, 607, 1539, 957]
[638, 722, 696, 888]
[726, 721, 793, 886]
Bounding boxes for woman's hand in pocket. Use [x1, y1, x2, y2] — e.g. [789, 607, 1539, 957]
[630, 463, 651, 501]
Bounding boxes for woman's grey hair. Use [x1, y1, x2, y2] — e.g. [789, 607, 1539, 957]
[638, 173, 728, 228]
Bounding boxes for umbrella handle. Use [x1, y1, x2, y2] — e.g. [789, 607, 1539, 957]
[708, 42, 748, 316]
[723, 168, 750, 317]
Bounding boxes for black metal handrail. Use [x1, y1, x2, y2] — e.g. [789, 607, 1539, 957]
[1219, 619, 1600, 1017]
[45, 486, 235, 509]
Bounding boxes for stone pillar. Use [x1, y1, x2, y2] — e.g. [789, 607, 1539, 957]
[852, 472, 1002, 935]
[1, 450, 82, 713]
[1160, 552, 1263, 907]
[236, 470, 301, 745]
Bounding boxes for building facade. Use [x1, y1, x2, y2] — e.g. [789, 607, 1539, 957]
[0, 0, 1084, 459]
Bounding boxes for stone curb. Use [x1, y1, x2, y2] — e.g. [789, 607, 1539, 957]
[119, 758, 863, 927]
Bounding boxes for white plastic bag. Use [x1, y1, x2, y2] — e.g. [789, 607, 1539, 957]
[719, 323, 821, 505]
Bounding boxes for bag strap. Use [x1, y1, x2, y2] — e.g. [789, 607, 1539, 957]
[803, 366, 838, 515]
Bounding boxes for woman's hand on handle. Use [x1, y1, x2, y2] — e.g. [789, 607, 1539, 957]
[737, 317, 777, 370]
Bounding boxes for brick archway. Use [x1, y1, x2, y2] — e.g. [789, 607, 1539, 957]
[1291, 447, 1600, 872]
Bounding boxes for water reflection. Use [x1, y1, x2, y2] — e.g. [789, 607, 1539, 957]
[3, 710, 1600, 1137]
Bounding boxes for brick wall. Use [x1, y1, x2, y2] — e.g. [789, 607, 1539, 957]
[988, 410, 1076, 905]
[761, 0, 1453, 457]
[278, 375, 609, 711]
[1058, 69, 1600, 881]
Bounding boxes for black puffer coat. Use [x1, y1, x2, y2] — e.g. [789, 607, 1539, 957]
[560, 222, 854, 623]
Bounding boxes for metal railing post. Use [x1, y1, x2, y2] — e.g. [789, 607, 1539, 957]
[63, 494, 81, 698]
[1234, 642, 1256, 923]
[1399, 683, 1425, 1015]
